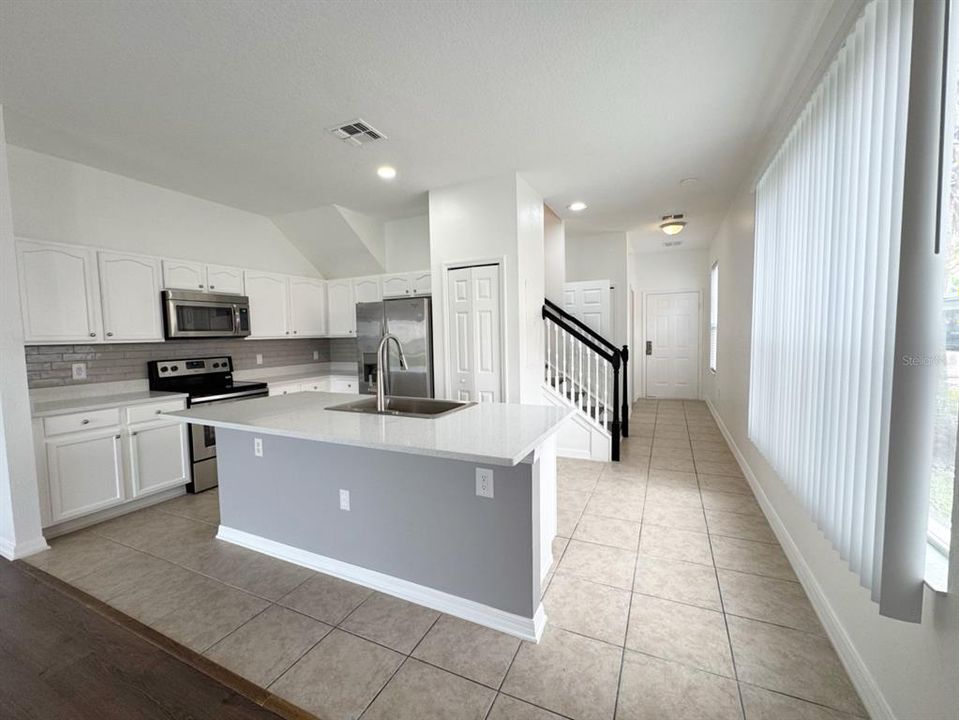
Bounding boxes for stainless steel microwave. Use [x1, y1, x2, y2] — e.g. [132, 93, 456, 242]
[162, 289, 251, 338]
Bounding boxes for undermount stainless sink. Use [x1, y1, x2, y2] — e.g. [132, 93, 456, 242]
[327, 395, 475, 419]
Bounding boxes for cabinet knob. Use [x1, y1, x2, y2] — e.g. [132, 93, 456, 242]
[155, 410, 163, 414]
[89, 332, 96, 337]
[131, 431, 138, 437]
[81, 418, 90, 425]
[293, 330, 298, 334]
[199, 284, 204, 288]
[115, 434, 121, 439]
[285, 331, 290, 335]
[210, 285, 215, 289]
[106, 331, 114, 337]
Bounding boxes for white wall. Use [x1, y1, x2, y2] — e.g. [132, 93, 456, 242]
[385, 214, 430, 272]
[0, 112, 45, 559]
[630, 246, 709, 400]
[7, 146, 320, 276]
[706, 188, 959, 720]
[429, 173, 544, 404]
[544, 206, 565, 304]
[565, 232, 629, 349]
[516, 177, 545, 405]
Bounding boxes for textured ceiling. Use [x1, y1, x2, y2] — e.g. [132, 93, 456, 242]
[0, 0, 834, 251]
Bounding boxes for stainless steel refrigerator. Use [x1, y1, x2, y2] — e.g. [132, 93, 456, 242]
[356, 297, 434, 398]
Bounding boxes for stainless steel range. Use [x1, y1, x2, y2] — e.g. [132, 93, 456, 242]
[147, 356, 268, 492]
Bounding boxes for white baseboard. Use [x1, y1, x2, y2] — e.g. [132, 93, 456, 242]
[0, 535, 50, 560]
[217, 525, 546, 643]
[705, 398, 894, 720]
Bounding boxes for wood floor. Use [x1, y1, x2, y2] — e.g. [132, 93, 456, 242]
[0, 557, 293, 720]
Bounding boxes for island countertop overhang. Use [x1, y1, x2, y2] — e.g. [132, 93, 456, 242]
[167, 392, 573, 467]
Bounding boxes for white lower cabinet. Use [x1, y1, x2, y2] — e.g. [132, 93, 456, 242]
[128, 421, 189, 498]
[269, 382, 302, 396]
[46, 427, 124, 523]
[330, 377, 358, 393]
[38, 399, 189, 528]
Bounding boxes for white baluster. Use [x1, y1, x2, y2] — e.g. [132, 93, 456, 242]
[603, 360, 608, 425]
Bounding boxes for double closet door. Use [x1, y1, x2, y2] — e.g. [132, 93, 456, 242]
[446, 264, 502, 403]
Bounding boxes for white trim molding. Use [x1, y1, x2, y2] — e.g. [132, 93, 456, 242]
[705, 398, 896, 720]
[0, 535, 50, 560]
[217, 525, 546, 643]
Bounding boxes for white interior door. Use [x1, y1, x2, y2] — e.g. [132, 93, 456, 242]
[446, 264, 502, 403]
[645, 291, 700, 399]
[563, 280, 611, 337]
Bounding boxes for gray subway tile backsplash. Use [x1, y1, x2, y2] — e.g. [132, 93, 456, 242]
[25, 337, 359, 388]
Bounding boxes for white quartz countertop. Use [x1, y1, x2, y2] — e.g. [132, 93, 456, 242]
[243, 368, 358, 385]
[169, 392, 573, 466]
[32, 390, 189, 417]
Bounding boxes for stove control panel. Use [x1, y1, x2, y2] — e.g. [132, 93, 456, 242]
[152, 357, 232, 377]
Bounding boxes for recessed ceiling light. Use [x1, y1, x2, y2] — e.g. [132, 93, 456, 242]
[568, 201, 588, 212]
[660, 213, 687, 235]
[377, 165, 397, 180]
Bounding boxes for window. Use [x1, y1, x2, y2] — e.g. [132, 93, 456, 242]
[709, 262, 719, 372]
[749, 0, 915, 616]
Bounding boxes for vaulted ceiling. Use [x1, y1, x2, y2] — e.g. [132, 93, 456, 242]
[0, 0, 836, 252]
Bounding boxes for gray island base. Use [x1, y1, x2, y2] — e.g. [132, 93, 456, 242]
[169, 393, 571, 641]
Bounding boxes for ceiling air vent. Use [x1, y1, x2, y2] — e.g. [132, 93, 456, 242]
[328, 119, 387, 147]
[663, 239, 683, 248]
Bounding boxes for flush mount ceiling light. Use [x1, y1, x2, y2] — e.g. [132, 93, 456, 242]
[377, 165, 397, 180]
[568, 201, 588, 212]
[660, 213, 687, 235]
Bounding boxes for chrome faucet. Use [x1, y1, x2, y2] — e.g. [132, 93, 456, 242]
[376, 333, 408, 412]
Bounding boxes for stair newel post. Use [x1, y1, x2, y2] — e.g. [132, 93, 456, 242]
[611, 355, 621, 462]
[621, 345, 629, 437]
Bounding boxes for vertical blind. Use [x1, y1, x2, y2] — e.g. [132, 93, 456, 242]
[749, 0, 913, 607]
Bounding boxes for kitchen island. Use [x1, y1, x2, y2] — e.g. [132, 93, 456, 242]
[168, 393, 572, 641]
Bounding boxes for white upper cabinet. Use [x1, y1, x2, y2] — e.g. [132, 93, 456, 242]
[98, 252, 164, 341]
[411, 271, 432, 295]
[17, 239, 102, 343]
[289, 277, 327, 337]
[353, 276, 382, 303]
[327, 279, 356, 336]
[206, 264, 245, 295]
[245, 270, 291, 338]
[382, 273, 412, 297]
[162, 259, 206, 291]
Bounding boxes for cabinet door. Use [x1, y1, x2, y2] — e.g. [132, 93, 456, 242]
[411, 271, 432, 295]
[289, 277, 327, 336]
[300, 378, 330, 392]
[353, 276, 382, 303]
[17, 239, 102, 343]
[162, 259, 206, 291]
[129, 422, 189, 498]
[98, 252, 163, 341]
[327, 279, 356, 336]
[46, 429, 124, 522]
[206, 265, 245, 294]
[245, 271, 291, 338]
[382, 273, 412, 298]
[329, 377, 358, 393]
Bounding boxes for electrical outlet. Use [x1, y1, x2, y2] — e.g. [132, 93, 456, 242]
[475, 468, 494, 498]
[313, 350, 319, 360]
[339, 489, 351, 511]
[253, 437, 263, 457]
[71, 363, 87, 380]
[256, 353, 263, 365]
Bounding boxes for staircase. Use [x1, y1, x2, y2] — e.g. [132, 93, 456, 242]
[542, 299, 628, 461]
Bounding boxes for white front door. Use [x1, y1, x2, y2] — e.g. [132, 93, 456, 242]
[645, 291, 700, 399]
[447, 264, 502, 403]
[563, 280, 611, 337]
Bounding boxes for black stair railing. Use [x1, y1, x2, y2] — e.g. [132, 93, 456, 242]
[542, 300, 628, 461]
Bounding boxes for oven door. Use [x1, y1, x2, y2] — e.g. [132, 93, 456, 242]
[190, 422, 218, 461]
[163, 290, 250, 338]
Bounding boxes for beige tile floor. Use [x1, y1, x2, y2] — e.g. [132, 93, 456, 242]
[25, 399, 868, 720]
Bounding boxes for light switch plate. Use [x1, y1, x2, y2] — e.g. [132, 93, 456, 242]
[313, 351, 319, 360]
[256, 353, 263, 365]
[71, 363, 87, 380]
[253, 437, 263, 457]
[339, 489, 351, 511]
[475, 468, 494, 498]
